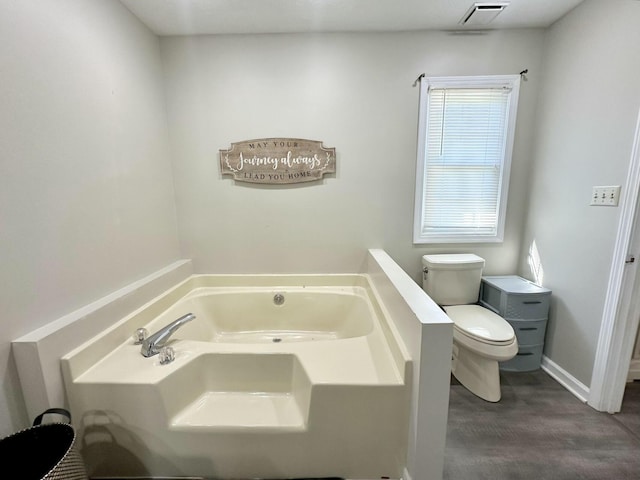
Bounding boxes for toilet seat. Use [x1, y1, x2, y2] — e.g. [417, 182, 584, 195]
[444, 305, 515, 345]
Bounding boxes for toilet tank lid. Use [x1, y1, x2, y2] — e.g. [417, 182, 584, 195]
[422, 253, 485, 270]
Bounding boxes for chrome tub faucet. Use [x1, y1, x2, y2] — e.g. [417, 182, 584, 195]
[141, 313, 196, 357]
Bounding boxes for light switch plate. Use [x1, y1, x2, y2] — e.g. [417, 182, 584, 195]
[591, 185, 621, 206]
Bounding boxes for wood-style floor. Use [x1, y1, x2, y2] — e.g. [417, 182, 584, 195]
[444, 370, 640, 479]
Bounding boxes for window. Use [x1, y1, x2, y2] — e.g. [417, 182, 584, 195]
[413, 75, 521, 243]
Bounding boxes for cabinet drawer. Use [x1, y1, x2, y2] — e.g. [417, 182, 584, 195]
[505, 294, 550, 320]
[500, 344, 543, 372]
[480, 276, 551, 319]
[508, 319, 547, 346]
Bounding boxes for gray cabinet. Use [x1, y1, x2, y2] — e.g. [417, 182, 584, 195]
[480, 275, 551, 372]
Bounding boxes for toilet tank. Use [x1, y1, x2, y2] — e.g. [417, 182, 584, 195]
[422, 254, 485, 306]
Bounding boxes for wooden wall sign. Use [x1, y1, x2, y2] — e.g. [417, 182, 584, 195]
[220, 138, 336, 184]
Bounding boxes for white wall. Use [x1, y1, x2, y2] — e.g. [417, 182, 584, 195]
[0, 0, 180, 435]
[519, 0, 640, 386]
[160, 29, 545, 279]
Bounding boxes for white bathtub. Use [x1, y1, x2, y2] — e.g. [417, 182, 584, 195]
[62, 274, 412, 480]
[161, 286, 375, 343]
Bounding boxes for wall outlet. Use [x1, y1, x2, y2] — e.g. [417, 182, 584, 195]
[591, 185, 621, 206]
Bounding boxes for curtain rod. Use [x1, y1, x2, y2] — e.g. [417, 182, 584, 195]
[413, 69, 529, 87]
[412, 73, 425, 87]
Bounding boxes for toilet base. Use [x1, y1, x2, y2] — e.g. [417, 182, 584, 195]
[452, 344, 502, 402]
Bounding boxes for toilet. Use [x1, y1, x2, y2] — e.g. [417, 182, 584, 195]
[421, 253, 518, 402]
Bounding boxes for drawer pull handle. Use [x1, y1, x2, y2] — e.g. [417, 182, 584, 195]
[519, 327, 538, 331]
[522, 300, 542, 305]
[517, 352, 534, 356]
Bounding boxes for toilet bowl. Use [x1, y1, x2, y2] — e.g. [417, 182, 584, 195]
[421, 254, 518, 402]
[445, 304, 518, 401]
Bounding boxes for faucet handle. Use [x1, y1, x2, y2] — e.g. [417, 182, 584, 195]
[159, 346, 175, 365]
[133, 328, 149, 345]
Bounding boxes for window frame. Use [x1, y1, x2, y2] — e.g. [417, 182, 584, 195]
[413, 74, 521, 244]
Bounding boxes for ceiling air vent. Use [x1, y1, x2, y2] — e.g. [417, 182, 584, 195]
[460, 2, 510, 26]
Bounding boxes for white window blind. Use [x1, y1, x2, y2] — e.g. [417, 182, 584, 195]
[414, 75, 520, 243]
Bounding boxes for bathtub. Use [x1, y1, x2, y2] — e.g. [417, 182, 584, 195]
[62, 274, 412, 480]
[160, 286, 375, 343]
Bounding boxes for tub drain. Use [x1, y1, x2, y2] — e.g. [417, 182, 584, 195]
[272, 338, 282, 343]
[273, 293, 285, 305]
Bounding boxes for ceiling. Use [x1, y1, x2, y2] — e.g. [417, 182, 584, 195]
[118, 0, 585, 36]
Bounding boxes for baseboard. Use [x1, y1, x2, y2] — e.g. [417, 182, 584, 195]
[541, 355, 590, 403]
